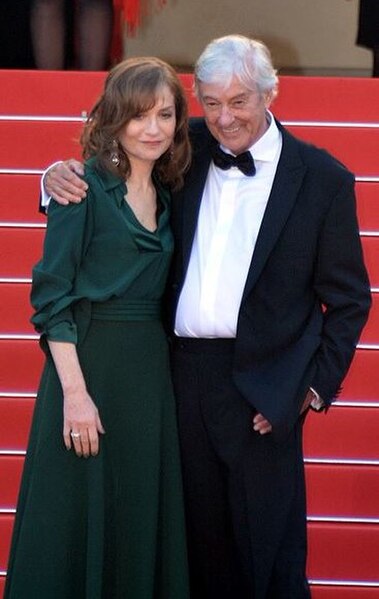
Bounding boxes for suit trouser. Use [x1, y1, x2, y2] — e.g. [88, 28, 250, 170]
[171, 337, 311, 599]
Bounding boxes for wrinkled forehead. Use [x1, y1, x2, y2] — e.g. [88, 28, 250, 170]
[197, 76, 259, 101]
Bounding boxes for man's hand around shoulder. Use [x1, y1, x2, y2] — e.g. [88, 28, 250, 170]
[45, 159, 88, 205]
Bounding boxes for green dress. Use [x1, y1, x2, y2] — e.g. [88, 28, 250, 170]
[4, 159, 190, 599]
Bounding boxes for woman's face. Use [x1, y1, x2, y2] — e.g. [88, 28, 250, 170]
[118, 84, 176, 168]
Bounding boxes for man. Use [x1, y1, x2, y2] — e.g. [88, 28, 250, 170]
[43, 35, 371, 598]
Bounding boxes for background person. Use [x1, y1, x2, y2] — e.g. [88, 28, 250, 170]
[5, 56, 191, 599]
[30, 0, 114, 69]
[356, 0, 379, 76]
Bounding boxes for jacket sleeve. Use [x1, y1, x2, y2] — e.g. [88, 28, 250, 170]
[311, 174, 371, 403]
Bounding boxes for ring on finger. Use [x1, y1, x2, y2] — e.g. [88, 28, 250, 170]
[70, 431, 81, 439]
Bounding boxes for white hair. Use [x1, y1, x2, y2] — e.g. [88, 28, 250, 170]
[194, 34, 278, 99]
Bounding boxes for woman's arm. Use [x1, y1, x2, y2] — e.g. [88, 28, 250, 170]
[48, 340, 105, 457]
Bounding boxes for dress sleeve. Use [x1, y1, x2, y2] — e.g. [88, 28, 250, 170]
[31, 194, 93, 345]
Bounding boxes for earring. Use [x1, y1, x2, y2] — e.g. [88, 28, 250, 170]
[110, 139, 120, 167]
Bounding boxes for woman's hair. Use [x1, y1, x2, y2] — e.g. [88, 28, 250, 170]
[81, 57, 191, 190]
[194, 34, 278, 100]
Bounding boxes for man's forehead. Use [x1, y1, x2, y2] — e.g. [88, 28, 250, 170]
[198, 78, 256, 100]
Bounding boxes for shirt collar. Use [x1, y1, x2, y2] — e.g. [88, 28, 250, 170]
[85, 156, 126, 203]
[219, 110, 281, 163]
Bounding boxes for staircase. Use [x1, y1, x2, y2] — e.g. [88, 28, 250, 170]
[0, 70, 378, 598]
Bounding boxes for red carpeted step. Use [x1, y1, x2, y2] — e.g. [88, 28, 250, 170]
[1, 228, 378, 286]
[0, 456, 24, 507]
[356, 183, 379, 232]
[1, 72, 378, 124]
[0, 515, 14, 572]
[307, 522, 379, 580]
[285, 126, 379, 177]
[360, 294, 379, 345]
[2, 121, 377, 175]
[0, 397, 34, 450]
[306, 464, 379, 517]
[0, 70, 201, 119]
[0, 339, 43, 392]
[360, 237, 379, 289]
[0, 228, 44, 278]
[273, 76, 379, 123]
[312, 587, 379, 598]
[0, 121, 83, 170]
[0, 284, 33, 334]
[304, 407, 379, 460]
[8, 458, 379, 517]
[1, 178, 376, 230]
[339, 349, 379, 402]
[0, 70, 106, 117]
[0, 175, 45, 223]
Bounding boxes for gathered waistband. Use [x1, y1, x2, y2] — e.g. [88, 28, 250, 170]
[91, 299, 161, 321]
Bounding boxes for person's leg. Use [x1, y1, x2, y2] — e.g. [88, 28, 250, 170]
[77, 0, 113, 70]
[172, 339, 311, 598]
[30, 0, 65, 69]
[172, 340, 247, 599]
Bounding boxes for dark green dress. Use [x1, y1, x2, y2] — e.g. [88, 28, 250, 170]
[4, 159, 189, 599]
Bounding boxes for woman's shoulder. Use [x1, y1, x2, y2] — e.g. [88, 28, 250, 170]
[83, 157, 124, 193]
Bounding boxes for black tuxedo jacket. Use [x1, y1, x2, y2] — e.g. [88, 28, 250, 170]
[171, 117, 371, 441]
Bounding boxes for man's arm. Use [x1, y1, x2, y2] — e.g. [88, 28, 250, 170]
[311, 174, 371, 403]
[42, 159, 88, 208]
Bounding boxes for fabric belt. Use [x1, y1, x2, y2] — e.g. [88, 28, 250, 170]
[91, 299, 161, 321]
[173, 336, 235, 354]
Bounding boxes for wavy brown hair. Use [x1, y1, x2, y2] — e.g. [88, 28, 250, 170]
[81, 57, 191, 190]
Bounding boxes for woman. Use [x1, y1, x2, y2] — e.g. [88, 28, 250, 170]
[5, 57, 191, 599]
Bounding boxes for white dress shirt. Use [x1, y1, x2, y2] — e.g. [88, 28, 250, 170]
[175, 111, 282, 338]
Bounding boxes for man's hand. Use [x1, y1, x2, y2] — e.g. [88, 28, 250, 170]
[252, 388, 315, 436]
[45, 159, 88, 205]
[252, 412, 272, 435]
[301, 389, 316, 414]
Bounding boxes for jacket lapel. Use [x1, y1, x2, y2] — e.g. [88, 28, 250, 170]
[180, 127, 214, 273]
[241, 125, 307, 301]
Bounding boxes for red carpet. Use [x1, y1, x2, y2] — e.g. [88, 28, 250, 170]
[0, 70, 378, 598]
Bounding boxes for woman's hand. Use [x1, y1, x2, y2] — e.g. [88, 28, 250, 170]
[63, 387, 105, 457]
[47, 340, 106, 457]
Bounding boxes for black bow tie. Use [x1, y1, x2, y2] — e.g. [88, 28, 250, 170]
[211, 145, 256, 177]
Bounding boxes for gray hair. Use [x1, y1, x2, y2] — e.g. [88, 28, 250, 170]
[194, 34, 278, 99]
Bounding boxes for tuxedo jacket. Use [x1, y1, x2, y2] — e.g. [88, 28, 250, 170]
[170, 118, 371, 441]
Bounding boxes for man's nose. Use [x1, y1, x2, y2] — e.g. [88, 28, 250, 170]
[217, 105, 234, 126]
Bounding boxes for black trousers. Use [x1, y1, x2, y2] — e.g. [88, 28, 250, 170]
[171, 337, 311, 599]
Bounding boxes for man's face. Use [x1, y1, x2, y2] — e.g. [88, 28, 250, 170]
[198, 76, 272, 155]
